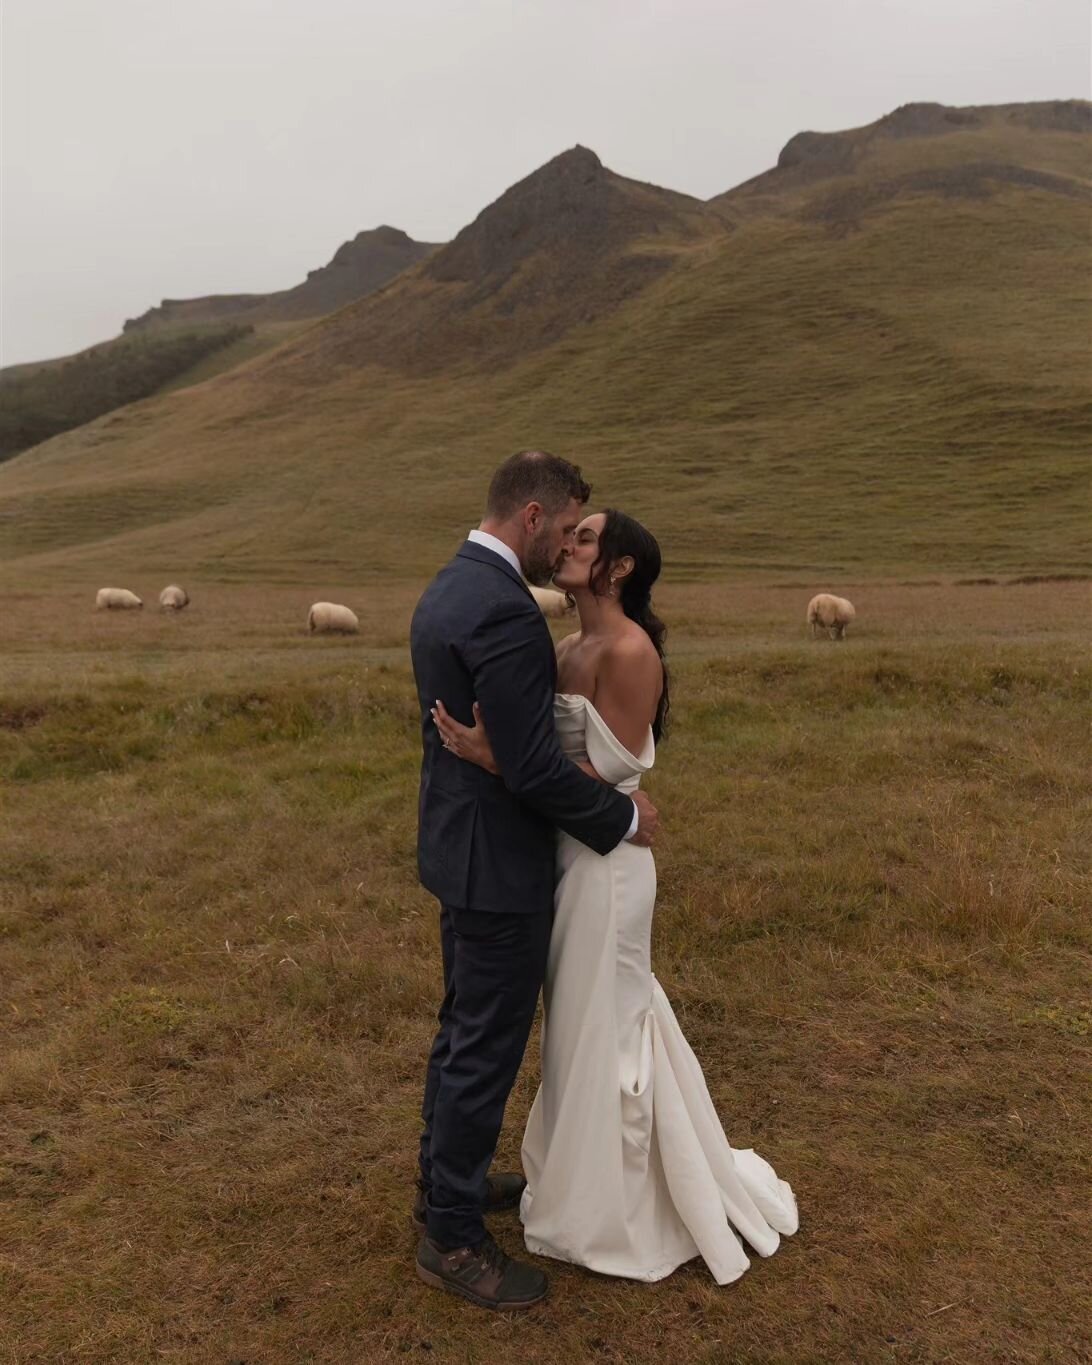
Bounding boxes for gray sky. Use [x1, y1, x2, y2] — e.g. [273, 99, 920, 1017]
[2, 0, 1088, 365]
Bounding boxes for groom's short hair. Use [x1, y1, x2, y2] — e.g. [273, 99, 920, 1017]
[485, 450, 591, 520]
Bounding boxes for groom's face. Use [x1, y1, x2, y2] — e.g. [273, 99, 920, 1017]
[523, 497, 583, 586]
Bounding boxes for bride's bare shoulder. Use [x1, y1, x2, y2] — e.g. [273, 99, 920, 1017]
[599, 626, 662, 698]
[593, 628, 662, 748]
[605, 623, 659, 669]
[555, 631, 580, 659]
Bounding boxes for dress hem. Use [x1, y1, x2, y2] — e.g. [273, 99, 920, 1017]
[522, 1235, 751, 1287]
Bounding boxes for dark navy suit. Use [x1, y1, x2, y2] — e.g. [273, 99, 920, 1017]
[410, 539, 633, 1247]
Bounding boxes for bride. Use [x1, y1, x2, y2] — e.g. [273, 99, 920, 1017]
[433, 509, 799, 1285]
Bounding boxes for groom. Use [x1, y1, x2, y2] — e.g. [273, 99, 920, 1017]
[409, 450, 659, 1310]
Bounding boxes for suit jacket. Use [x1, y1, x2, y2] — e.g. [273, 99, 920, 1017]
[410, 539, 634, 915]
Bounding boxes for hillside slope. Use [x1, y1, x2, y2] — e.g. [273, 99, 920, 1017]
[0, 324, 252, 463]
[1, 104, 1088, 583]
[0, 228, 440, 460]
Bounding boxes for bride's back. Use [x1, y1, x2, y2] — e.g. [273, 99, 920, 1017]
[555, 621, 663, 757]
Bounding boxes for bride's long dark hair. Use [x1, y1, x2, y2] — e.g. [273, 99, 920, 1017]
[589, 509, 670, 743]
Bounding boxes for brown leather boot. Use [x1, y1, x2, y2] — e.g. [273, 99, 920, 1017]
[416, 1233, 547, 1311]
[411, 1172, 526, 1234]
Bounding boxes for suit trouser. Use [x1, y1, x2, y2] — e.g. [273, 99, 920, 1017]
[418, 902, 552, 1248]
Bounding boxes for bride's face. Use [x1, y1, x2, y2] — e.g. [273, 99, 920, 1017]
[552, 512, 607, 592]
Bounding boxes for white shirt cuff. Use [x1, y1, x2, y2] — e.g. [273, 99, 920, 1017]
[624, 800, 640, 841]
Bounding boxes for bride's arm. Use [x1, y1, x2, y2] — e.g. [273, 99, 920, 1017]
[431, 701, 500, 773]
[432, 700, 610, 783]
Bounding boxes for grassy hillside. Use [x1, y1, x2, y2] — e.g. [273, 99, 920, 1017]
[152, 321, 311, 396]
[0, 325, 253, 464]
[714, 99, 1092, 220]
[0, 230, 438, 468]
[1, 104, 1088, 583]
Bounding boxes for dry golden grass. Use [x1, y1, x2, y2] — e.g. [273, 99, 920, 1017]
[1, 578, 1089, 1363]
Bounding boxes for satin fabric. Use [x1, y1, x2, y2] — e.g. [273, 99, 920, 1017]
[520, 694, 799, 1284]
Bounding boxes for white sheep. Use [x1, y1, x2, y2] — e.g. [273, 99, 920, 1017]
[528, 584, 574, 619]
[308, 601, 359, 635]
[95, 588, 143, 611]
[159, 584, 190, 612]
[807, 593, 856, 640]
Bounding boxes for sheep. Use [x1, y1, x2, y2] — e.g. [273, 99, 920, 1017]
[807, 593, 856, 641]
[95, 588, 143, 611]
[528, 584, 574, 619]
[159, 584, 190, 612]
[308, 601, 359, 635]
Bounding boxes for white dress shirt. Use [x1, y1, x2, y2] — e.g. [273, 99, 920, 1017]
[466, 529, 640, 842]
[467, 527, 522, 576]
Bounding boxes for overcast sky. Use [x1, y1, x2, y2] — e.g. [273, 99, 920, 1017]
[2, 0, 1088, 366]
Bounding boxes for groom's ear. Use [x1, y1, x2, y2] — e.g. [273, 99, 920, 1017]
[522, 500, 544, 534]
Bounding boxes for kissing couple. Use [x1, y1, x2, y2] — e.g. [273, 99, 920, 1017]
[410, 450, 798, 1310]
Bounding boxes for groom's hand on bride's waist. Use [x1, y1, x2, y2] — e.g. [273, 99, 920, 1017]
[627, 791, 659, 848]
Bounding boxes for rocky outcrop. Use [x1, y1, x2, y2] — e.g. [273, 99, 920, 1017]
[269, 145, 723, 375]
[124, 226, 440, 332]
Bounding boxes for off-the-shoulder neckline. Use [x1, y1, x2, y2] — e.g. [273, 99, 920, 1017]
[554, 691, 654, 768]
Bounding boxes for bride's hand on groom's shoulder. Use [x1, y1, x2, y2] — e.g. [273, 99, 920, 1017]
[431, 699, 499, 774]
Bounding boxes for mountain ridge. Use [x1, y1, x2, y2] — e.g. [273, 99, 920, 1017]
[714, 98, 1092, 222]
[260, 144, 724, 378]
[1, 99, 1088, 582]
[122, 225, 441, 332]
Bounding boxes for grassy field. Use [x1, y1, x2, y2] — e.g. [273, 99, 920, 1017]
[1, 577, 1089, 1363]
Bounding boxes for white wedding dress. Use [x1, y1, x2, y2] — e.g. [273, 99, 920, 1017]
[519, 693, 799, 1284]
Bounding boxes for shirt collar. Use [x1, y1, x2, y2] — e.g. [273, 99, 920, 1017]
[467, 528, 523, 580]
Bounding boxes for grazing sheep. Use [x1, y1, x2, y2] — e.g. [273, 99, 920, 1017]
[528, 584, 574, 619]
[95, 588, 143, 611]
[159, 584, 190, 612]
[807, 593, 856, 641]
[308, 601, 359, 635]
